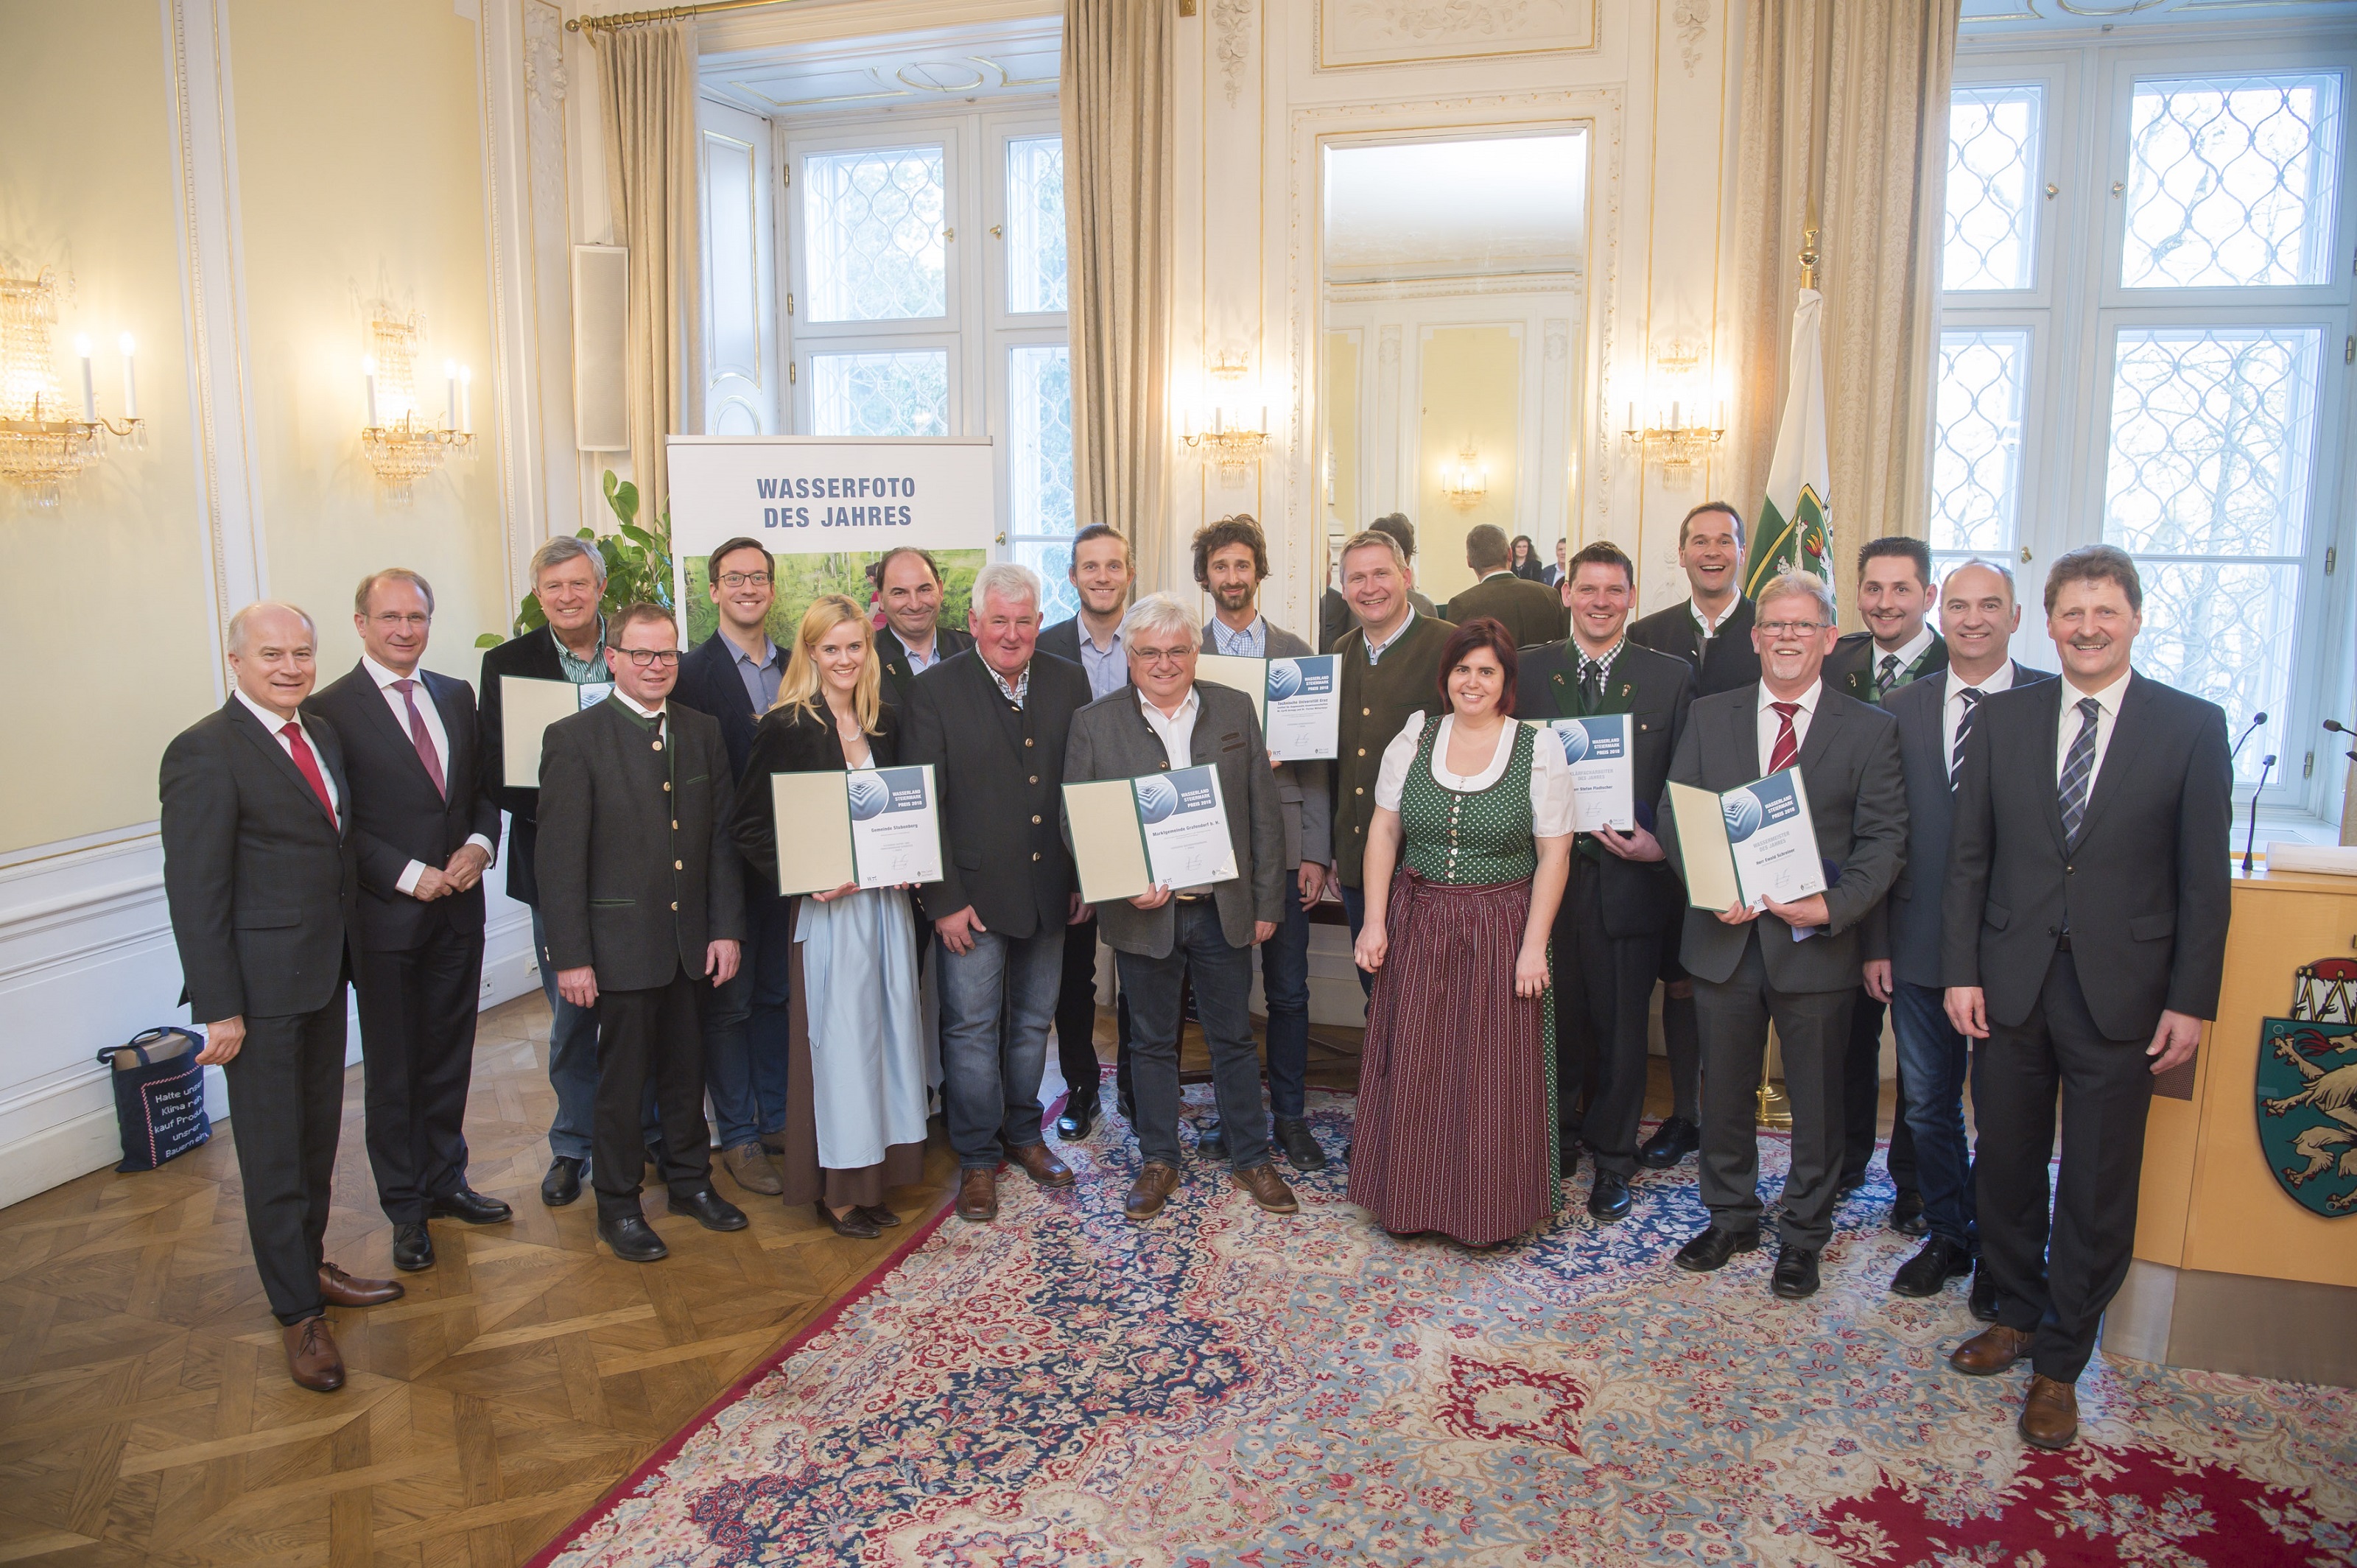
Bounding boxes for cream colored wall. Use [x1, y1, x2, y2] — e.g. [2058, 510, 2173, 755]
[0, 0, 224, 851]
[1415, 325, 1520, 606]
[1322, 329, 1359, 545]
[228, 0, 513, 675]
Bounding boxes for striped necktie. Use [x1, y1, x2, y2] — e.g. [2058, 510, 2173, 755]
[1767, 701, 1801, 775]
[2058, 697, 2101, 846]
[1950, 687, 1983, 781]
[393, 678, 446, 799]
[1877, 652, 1901, 697]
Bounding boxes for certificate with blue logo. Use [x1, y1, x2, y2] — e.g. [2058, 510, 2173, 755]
[1665, 766, 1826, 913]
[1528, 714, 1634, 832]
[768, 764, 941, 895]
[1063, 765, 1238, 903]
[1196, 655, 1340, 761]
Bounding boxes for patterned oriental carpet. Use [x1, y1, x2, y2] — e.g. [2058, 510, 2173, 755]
[533, 1088, 2357, 1567]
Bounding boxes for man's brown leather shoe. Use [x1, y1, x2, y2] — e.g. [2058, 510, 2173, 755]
[318, 1262, 404, 1308]
[283, 1316, 345, 1392]
[1124, 1161, 1183, 1222]
[1231, 1162, 1299, 1214]
[1008, 1142, 1075, 1188]
[1950, 1323, 2034, 1377]
[955, 1167, 999, 1223]
[2019, 1374, 2079, 1450]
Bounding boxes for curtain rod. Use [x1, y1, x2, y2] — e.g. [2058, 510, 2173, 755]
[565, 0, 795, 34]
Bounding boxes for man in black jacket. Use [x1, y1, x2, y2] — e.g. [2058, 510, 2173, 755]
[901, 562, 1095, 1224]
[306, 570, 509, 1275]
[162, 602, 403, 1393]
[1942, 545, 2230, 1452]
[537, 604, 749, 1262]
[1512, 542, 1695, 1221]
[873, 545, 974, 697]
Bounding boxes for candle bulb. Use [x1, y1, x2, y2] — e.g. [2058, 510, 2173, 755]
[1627, 401, 1636, 433]
[363, 356, 379, 428]
[443, 361, 457, 432]
[119, 333, 138, 420]
[1258, 405, 1268, 435]
[459, 365, 471, 435]
[1671, 399, 1681, 432]
[76, 335, 96, 421]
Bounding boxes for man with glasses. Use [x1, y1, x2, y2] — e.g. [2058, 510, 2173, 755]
[306, 569, 507, 1274]
[537, 605, 749, 1262]
[1659, 572, 1905, 1302]
[873, 546, 974, 698]
[675, 538, 790, 1198]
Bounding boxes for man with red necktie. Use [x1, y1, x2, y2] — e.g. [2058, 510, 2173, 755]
[162, 601, 406, 1394]
[308, 569, 510, 1276]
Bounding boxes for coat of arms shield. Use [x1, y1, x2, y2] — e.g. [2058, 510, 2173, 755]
[2256, 1010, 2357, 1217]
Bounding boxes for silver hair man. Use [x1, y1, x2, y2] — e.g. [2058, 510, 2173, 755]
[1119, 591, 1199, 646]
[530, 534, 607, 586]
[226, 600, 318, 655]
[1754, 569, 1838, 626]
[971, 560, 1043, 612]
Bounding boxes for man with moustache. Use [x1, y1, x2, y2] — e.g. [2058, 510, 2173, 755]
[873, 546, 974, 697]
[1942, 545, 2229, 1450]
[1623, 501, 1759, 1170]
[1866, 559, 2049, 1313]
[306, 570, 508, 1274]
[1331, 529, 1454, 991]
[1512, 542, 1695, 1220]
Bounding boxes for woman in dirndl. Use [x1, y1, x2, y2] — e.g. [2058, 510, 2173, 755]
[1347, 616, 1576, 1245]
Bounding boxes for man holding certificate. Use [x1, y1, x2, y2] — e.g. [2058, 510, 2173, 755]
[1511, 542, 1695, 1221]
[1659, 571, 1905, 1301]
[1063, 594, 1293, 1223]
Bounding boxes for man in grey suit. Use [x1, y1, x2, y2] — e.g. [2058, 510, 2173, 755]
[1064, 594, 1293, 1223]
[537, 603, 750, 1263]
[1195, 514, 1332, 1170]
[1659, 571, 1907, 1301]
[1866, 560, 2049, 1309]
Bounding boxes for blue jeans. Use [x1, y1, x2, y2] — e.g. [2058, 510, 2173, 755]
[936, 925, 1063, 1169]
[1120, 900, 1273, 1169]
[1260, 868, 1313, 1119]
[703, 881, 794, 1150]
[1890, 979, 1978, 1247]
[1340, 881, 1375, 996]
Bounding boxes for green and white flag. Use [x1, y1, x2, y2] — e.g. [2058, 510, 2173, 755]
[1744, 286, 1833, 604]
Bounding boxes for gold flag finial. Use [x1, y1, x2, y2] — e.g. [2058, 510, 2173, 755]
[1799, 197, 1821, 292]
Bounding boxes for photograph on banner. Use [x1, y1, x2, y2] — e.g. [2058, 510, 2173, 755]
[667, 436, 997, 646]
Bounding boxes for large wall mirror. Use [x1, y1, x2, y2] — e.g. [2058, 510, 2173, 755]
[1318, 131, 1590, 607]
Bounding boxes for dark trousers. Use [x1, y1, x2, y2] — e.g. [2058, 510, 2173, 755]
[703, 882, 793, 1150]
[1974, 954, 2155, 1383]
[219, 991, 348, 1325]
[1553, 859, 1666, 1177]
[1260, 868, 1313, 1121]
[590, 963, 713, 1220]
[1056, 914, 1109, 1105]
[1660, 940, 1704, 1126]
[1117, 900, 1273, 1170]
[353, 921, 485, 1224]
[1890, 980, 1978, 1248]
[1693, 932, 1853, 1251]
[1841, 990, 1918, 1192]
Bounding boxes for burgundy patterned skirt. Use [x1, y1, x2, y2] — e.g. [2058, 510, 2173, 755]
[1346, 868, 1556, 1246]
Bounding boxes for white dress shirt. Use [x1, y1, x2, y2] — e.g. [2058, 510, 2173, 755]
[1868, 623, 1938, 692]
[1374, 711, 1577, 837]
[614, 687, 667, 721]
[1690, 596, 1741, 644]
[1756, 678, 1823, 775]
[1941, 662, 2017, 778]
[235, 689, 340, 819]
[2056, 668, 2131, 789]
[362, 655, 497, 895]
[1137, 686, 1201, 773]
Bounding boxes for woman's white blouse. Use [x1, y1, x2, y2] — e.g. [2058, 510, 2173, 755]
[1372, 711, 1578, 837]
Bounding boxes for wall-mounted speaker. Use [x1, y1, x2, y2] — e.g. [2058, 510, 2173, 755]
[572, 244, 629, 452]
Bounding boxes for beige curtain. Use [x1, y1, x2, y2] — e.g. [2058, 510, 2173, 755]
[593, 18, 703, 530]
[1062, 0, 1174, 591]
[1731, 0, 1958, 605]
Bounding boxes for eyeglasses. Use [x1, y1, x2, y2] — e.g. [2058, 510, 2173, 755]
[1131, 647, 1193, 667]
[369, 611, 431, 629]
[615, 649, 681, 668]
[718, 572, 773, 589]
[1757, 620, 1827, 638]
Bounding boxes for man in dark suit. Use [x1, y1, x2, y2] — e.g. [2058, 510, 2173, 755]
[873, 545, 975, 697]
[536, 604, 750, 1262]
[306, 570, 510, 1276]
[1659, 570, 1906, 1301]
[1624, 501, 1759, 1169]
[672, 536, 790, 1198]
[1866, 558, 2049, 1312]
[162, 602, 404, 1393]
[1064, 594, 1294, 1222]
[1440, 523, 1568, 648]
[902, 563, 1096, 1223]
[1822, 536, 1950, 1229]
[1942, 545, 2230, 1451]
[1332, 529, 1454, 993]
[1542, 537, 1568, 588]
[1512, 542, 1695, 1221]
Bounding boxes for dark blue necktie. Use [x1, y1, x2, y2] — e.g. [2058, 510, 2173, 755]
[2058, 697, 2101, 846]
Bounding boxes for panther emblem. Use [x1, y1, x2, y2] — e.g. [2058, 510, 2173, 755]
[2256, 1005, 2357, 1218]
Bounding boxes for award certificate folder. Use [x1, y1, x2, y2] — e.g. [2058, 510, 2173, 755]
[1667, 767, 1827, 911]
[1195, 655, 1268, 725]
[1063, 766, 1240, 904]
[769, 765, 943, 896]
[1527, 714, 1635, 832]
[1195, 654, 1341, 761]
[502, 675, 603, 788]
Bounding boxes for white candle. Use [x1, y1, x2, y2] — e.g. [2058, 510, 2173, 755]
[1671, 399, 1682, 431]
[443, 360, 457, 431]
[119, 334, 138, 419]
[1626, 401, 1636, 432]
[363, 356, 379, 427]
[459, 365, 472, 435]
[1714, 399, 1724, 431]
[76, 336, 96, 421]
[1259, 406, 1268, 435]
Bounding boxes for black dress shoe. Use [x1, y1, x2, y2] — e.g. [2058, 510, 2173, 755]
[1195, 1119, 1228, 1161]
[1835, 1170, 1868, 1198]
[1055, 1097, 1099, 1142]
[1556, 1138, 1584, 1178]
[392, 1222, 435, 1273]
[1587, 1170, 1633, 1222]
[855, 1203, 901, 1228]
[541, 1156, 584, 1207]
[1637, 1117, 1700, 1169]
[1771, 1245, 1821, 1298]
[1672, 1226, 1760, 1273]
[815, 1201, 880, 1239]
[1887, 1188, 1929, 1237]
[429, 1186, 513, 1226]
[1274, 1118, 1327, 1170]
[599, 1214, 668, 1262]
[1969, 1259, 2001, 1323]
[672, 1188, 749, 1231]
[1891, 1234, 1972, 1298]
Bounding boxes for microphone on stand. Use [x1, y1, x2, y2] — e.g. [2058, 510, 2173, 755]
[2230, 711, 2269, 764]
[2325, 719, 2353, 736]
[2243, 753, 2277, 874]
